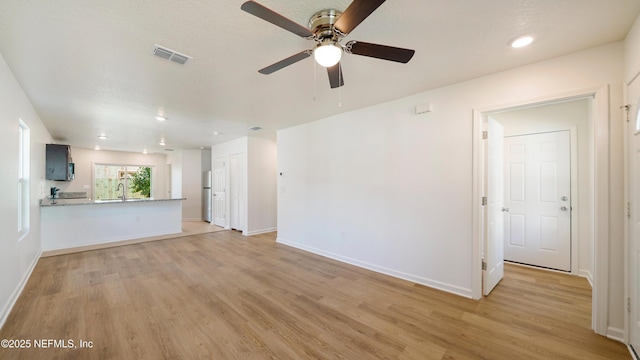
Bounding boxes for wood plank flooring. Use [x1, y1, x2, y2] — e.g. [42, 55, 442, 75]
[0, 231, 630, 359]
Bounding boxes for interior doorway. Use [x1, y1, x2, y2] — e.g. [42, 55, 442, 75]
[484, 98, 588, 274]
[473, 86, 611, 335]
[502, 130, 573, 271]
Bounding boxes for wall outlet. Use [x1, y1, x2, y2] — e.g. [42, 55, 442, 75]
[82, 185, 90, 190]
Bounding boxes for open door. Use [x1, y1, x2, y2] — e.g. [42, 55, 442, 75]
[483, 116, 505, 295]
[212, 158, 226, 227]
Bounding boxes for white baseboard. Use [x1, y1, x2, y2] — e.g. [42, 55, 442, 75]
[629, 344, 639, 360]
[244, 227, 277, 236]
[276, 237, 473, 299]
[42, 229, 182, 253]
[0, 250, 41, 330]
[578, 269, 593, 288]
[607, 326, 625, 343]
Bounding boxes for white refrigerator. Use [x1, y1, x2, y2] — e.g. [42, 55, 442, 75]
[202, 170, 212, 222]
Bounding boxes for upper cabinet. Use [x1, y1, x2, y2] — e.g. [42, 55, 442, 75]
[46, 144, 75, 181]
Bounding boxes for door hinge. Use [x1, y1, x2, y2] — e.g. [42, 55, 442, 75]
[629, 297, 632, 313]
[628, 202, 632, 219]
[482, 261, 487, 270]
[482, 131, 488, 140]
[482, 196, 487, 206]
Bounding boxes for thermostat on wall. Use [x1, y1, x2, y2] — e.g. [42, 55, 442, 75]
[415, 103, 432, 114]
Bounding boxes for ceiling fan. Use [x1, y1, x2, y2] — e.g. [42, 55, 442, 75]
[241, 0, 415, 88]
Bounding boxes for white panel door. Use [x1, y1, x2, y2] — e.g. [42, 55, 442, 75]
[229, 154, 241, 231]
[484, 117, 505, 295]
[212, 158, 226, 227]
[504, 131, 571, 271]
[627, 76, 640, 353]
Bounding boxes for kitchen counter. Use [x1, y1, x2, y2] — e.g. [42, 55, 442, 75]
[40, 197, 185, 207]
[41, 198, 185, 252]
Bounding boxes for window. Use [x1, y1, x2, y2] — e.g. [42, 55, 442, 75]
[94, 164, 153, 200]
[18, 119, 30, 239]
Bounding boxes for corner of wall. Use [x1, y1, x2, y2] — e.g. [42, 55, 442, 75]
[0, 249, 40, 330]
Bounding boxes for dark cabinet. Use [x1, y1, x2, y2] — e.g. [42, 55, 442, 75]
[46, 144, 74, 181]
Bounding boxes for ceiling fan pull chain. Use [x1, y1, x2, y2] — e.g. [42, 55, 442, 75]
[313, 58, 317, 101]
[338, 62, 342, 107]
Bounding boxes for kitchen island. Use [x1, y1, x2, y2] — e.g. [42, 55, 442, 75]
[40, 198, 185, 253]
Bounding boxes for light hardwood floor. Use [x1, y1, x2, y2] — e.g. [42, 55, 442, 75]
[0, 231, 630, 359]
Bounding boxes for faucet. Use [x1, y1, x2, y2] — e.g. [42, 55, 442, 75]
[117, 183, 126, 201]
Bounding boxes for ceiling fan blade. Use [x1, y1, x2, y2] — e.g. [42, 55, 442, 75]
[258, 50, 312, 75]
[334, 0, 386, 36]
[345, 41, 415, 63]
[327, 63, 344, 88]
[241, 1, 314, 38]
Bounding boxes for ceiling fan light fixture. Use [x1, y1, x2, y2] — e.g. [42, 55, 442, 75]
[314, 42, 342, 67]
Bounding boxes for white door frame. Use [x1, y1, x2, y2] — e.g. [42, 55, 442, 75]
[624, 71, 640, 345]
[229, 153, 243, 232]
[472, 85, 610, 336]
[212, 156, 226, 227]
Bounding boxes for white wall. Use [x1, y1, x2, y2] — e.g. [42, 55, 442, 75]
[56, 147, 168, 200]
[490, 99, 593, 281]
[247, 137, 277, 235]
[164, 150, 206, 221]
[201, 149, 211, 172]
[181, 149, 203, 221]
[166, 151, 182, 198]
[278, 42, 625, 332]
[0, 53, 54, 328]
[625, 14, 640, 84]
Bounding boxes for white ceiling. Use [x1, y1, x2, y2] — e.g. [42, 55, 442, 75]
[0, 0, 638, 153]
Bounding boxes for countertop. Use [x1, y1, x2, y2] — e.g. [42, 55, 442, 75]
[40, 198, 186, 207]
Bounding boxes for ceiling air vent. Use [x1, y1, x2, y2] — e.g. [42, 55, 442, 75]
[153, 45, 192, 65]
[249, 126, 262, 131]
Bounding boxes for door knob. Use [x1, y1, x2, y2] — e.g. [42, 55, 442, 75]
[502, 207, 509, 212]
[560, 206, 568, 211]
[561, 196, 568, 201]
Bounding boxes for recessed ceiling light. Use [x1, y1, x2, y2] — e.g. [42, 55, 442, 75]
[98, 135, 107, 140]
[213, 131, 219, 136]
[159, 140, 166, 146]
[142, 149, 148, 154]
[94, 145, 101, 151]
[156, 115, 167, 121]
[510, 36, 534, 48]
